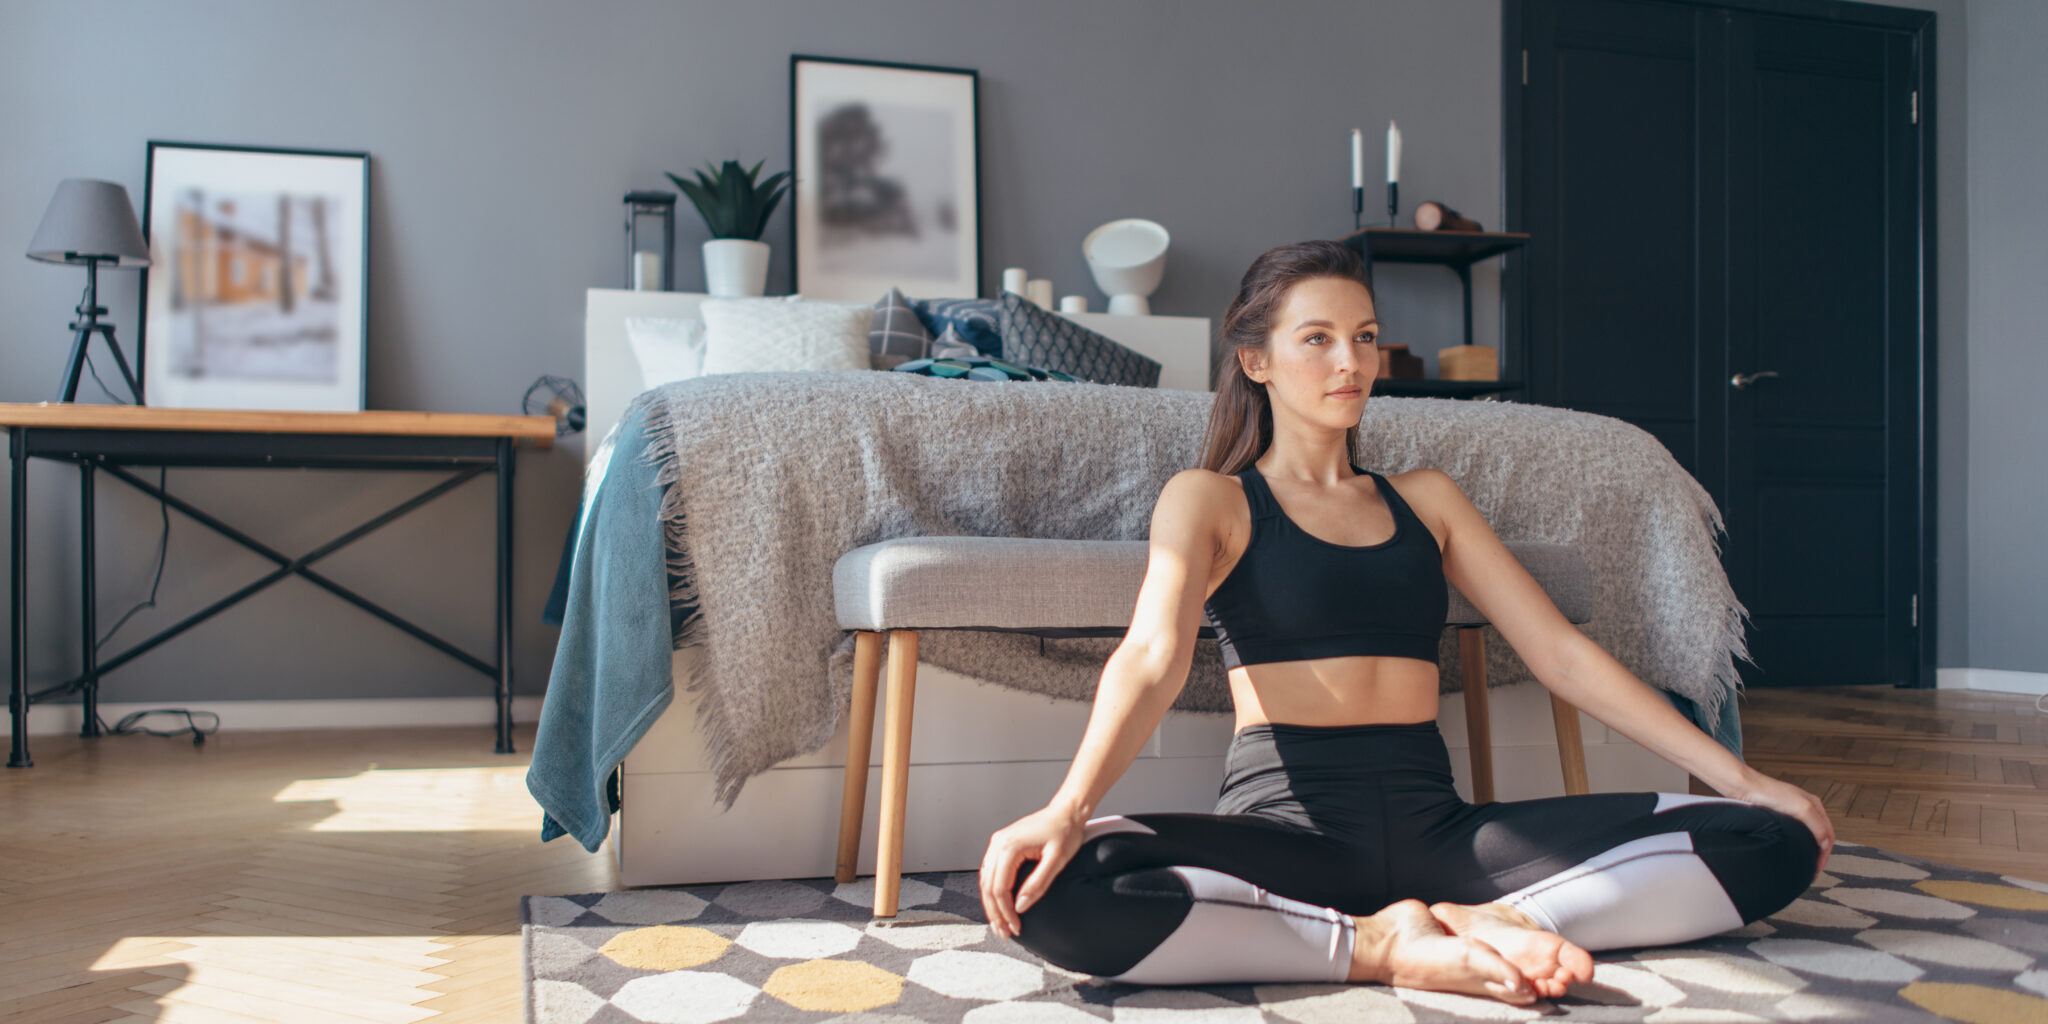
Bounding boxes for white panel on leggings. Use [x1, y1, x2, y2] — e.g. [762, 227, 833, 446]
[1499, 831, 1745, 952]
[1106, 866, 1354, 986]
[1653, 792, 1745, 814]
[1081, 816, 1158, 840]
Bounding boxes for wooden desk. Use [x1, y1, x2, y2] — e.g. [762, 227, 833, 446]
[1, 404, 555, 767]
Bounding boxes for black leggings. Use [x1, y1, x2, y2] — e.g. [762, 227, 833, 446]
[1010, 722, 1818, 986]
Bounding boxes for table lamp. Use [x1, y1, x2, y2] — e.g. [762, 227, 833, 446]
[26, 178, 152, 403]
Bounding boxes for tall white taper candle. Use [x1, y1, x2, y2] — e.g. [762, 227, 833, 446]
[1387, 120, 1402, 184]
[1351, 128, 1364, 189]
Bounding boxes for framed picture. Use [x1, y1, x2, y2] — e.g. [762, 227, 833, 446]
[139, 141, 370, 411]
[790, 55, 982, 302]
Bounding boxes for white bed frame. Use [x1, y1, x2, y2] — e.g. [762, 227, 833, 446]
[579, 287, 1682, 887]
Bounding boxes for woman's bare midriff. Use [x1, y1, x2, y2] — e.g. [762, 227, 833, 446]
[1226, 656, 1441, 731]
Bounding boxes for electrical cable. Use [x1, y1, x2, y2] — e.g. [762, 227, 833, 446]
[93, 465, 169, 653]
[109, 708, 218, 746]
[58, 282, 211, 740]
[83, 352, 129, 406]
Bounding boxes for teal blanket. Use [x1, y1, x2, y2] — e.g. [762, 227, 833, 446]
[530, 403, 677, 850]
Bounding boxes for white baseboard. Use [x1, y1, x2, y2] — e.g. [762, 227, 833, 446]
[2, 696, 546, 738]
[1936, 668, 2048, 697]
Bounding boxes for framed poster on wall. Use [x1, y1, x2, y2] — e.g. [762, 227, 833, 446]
[790, 55, 982, 302]
[139, 141, 370, 411]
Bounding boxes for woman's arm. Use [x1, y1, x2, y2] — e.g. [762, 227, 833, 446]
[979, 469, 1220, 936]
[1415, 470, 1833, 866]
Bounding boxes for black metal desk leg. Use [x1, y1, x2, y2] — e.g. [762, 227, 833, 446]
[495, 437, 515, 755]
[10, 431, 31, 768]
[80, 461, 100, 738]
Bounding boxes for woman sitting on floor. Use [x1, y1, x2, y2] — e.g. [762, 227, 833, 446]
[977, 239, 1832, 1005]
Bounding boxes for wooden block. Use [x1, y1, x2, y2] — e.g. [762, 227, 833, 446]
[1848, 786, 1890, 820]
[1981, 808, 2019, 848]
[2016, 813, 2048, 854]
[1878, 792, 1919, 827]
[1912, 798, 1945, 832]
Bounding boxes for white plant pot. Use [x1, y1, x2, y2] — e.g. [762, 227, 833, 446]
[703, 239, 770, 297]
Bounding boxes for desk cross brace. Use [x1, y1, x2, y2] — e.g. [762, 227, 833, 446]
[9, 436, 518, 768]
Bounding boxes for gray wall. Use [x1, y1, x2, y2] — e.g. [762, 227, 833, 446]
[0, 0, 2012, 708]
[0, 0, 1501, 703]
[1964, 0, 2046, 671]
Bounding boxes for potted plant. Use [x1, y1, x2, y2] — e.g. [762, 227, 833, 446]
[667, 159, 792, 297]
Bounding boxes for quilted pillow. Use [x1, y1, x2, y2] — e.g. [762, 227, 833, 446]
[624, 316, 707, 390]
[997, 292, 1162, 387]
[699, 298, 874, 375]
[911, 297, 1004, 357]
[870, 288, 933, 364]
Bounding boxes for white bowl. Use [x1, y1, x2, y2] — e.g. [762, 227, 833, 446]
[1083, 218, 1170, 314]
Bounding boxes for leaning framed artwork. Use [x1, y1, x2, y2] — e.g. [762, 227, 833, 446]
[790, 55, 982, 302]
[138, 141, 370, 411]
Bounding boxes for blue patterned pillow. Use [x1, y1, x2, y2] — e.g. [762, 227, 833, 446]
[870, 288, 932, 363]
[996, 292, 1162, 387]
[910, 297, 1004, 358]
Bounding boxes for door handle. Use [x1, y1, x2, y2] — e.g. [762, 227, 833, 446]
[1730, 370, 1780, 389]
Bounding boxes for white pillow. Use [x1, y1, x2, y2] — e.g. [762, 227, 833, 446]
[624, 316, 708, 390]
[699, 297, 875, 375]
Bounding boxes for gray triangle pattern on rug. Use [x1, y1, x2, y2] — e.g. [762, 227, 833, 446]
[523, 842, 2048, 1023]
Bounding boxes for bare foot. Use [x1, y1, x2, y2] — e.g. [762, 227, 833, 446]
[1348, 899, 1534, 1005]
[1429, 902, 1595, 1000]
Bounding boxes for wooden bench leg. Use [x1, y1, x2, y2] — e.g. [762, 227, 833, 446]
[875, 629, 920, 918]
[835, 630, 884, 884]
[1549, 693, 1590, 796]
[1459, 627, 1494, 804]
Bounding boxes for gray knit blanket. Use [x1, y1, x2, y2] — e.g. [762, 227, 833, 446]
[636, 371, 1749, 806]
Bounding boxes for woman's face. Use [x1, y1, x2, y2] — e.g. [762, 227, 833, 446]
[1239, 276, 1379, 427]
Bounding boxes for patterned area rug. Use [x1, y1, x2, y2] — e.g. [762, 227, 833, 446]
[524, 843, 2048, 1023]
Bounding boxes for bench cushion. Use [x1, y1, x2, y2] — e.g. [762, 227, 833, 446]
[833, 536, 1592, 634]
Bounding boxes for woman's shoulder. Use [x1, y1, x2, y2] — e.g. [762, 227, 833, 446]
[1154, 469, 1250, 529]
[1380, 465, 1455, 496]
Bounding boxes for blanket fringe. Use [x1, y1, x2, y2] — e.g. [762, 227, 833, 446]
[635, 394, 744, 808]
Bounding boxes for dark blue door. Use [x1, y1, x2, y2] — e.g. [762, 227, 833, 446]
[1512, 0, 1931, 688]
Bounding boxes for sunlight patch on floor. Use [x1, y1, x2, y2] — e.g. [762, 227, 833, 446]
[273, 764, 540, 832]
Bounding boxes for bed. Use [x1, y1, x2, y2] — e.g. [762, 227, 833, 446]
[563, 288, 1687, 887]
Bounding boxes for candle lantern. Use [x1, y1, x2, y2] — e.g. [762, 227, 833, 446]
[623, 190, 676, 291]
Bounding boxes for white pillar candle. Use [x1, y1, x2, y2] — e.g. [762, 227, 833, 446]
[1351, 128, 1364, 189]
[1002, 267, 1029, 296]
[1387, 120, 1402, 184]
[1027, 278, 1054, 310]
[1059, 295, 1088, 314]
[633, 250, 661, 291]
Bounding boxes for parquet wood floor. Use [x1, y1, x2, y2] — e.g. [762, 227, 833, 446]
[1743, 685, 2048, 882]
[1, 685, 2041, 1022]
[0, 725, 612, 1023]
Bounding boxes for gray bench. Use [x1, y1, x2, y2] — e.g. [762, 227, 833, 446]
[832, 535, 1595, 917]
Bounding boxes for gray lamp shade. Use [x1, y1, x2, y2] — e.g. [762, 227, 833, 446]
[27, 178, 151, 267]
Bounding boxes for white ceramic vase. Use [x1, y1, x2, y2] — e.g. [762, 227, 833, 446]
[703, 239, 770, 297]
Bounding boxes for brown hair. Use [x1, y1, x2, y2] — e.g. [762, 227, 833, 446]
[1198, 240, 1377, 475]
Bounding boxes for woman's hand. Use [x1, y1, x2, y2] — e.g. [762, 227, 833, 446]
[979, 804, 1088, 939]
[1738, 771, 1835, 875]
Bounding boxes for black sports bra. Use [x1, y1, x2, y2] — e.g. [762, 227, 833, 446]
[1203, 462, 1448, 670]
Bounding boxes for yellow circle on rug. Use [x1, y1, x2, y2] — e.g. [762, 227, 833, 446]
[599, 926, 731, 970]
[763, 959, 904, 1012]
[1900, 982, 2048, 1024]
[1913, 879, 2048, 912]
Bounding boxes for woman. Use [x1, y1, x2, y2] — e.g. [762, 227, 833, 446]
[976, 240, 1832, 1005]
